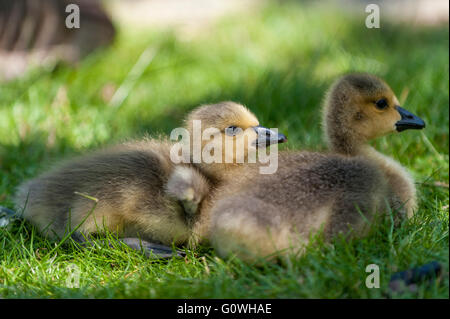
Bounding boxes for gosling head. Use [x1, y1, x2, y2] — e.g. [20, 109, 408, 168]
[184, 101, 287, 165]
[323, 73, 425, 155]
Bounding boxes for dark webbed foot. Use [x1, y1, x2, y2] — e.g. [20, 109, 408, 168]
[121, 238, 186, 259]
[71, 233, 185, 259]
[0, 206, 17, 227]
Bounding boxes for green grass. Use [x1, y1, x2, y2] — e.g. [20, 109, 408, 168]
[0, 2, 448, 298]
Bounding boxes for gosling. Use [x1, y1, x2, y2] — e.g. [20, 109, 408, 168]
[14, 102, 286, 257]
[207, 73, 425, 261]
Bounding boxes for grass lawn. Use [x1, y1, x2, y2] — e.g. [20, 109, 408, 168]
[0, 2, 448, 298]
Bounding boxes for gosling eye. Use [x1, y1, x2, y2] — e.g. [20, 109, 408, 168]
[375, 98, 389, 110]
[224, 126, 242, 136]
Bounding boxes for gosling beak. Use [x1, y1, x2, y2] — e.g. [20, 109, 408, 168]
[252, 125, 287, 148]
[395, 106, 426, 132]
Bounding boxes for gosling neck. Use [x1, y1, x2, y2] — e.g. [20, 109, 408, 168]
[327, 129, 366, 156]
[328, 131, 386, 163]
[357, 144, 387, 161]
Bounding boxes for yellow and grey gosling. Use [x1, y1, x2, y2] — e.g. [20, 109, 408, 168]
[204, 73, 425, 261]
[14, 101, 286, 257]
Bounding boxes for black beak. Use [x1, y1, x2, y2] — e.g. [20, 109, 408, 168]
[253, 125, 287, 148]
[395, 106, 426, 132]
